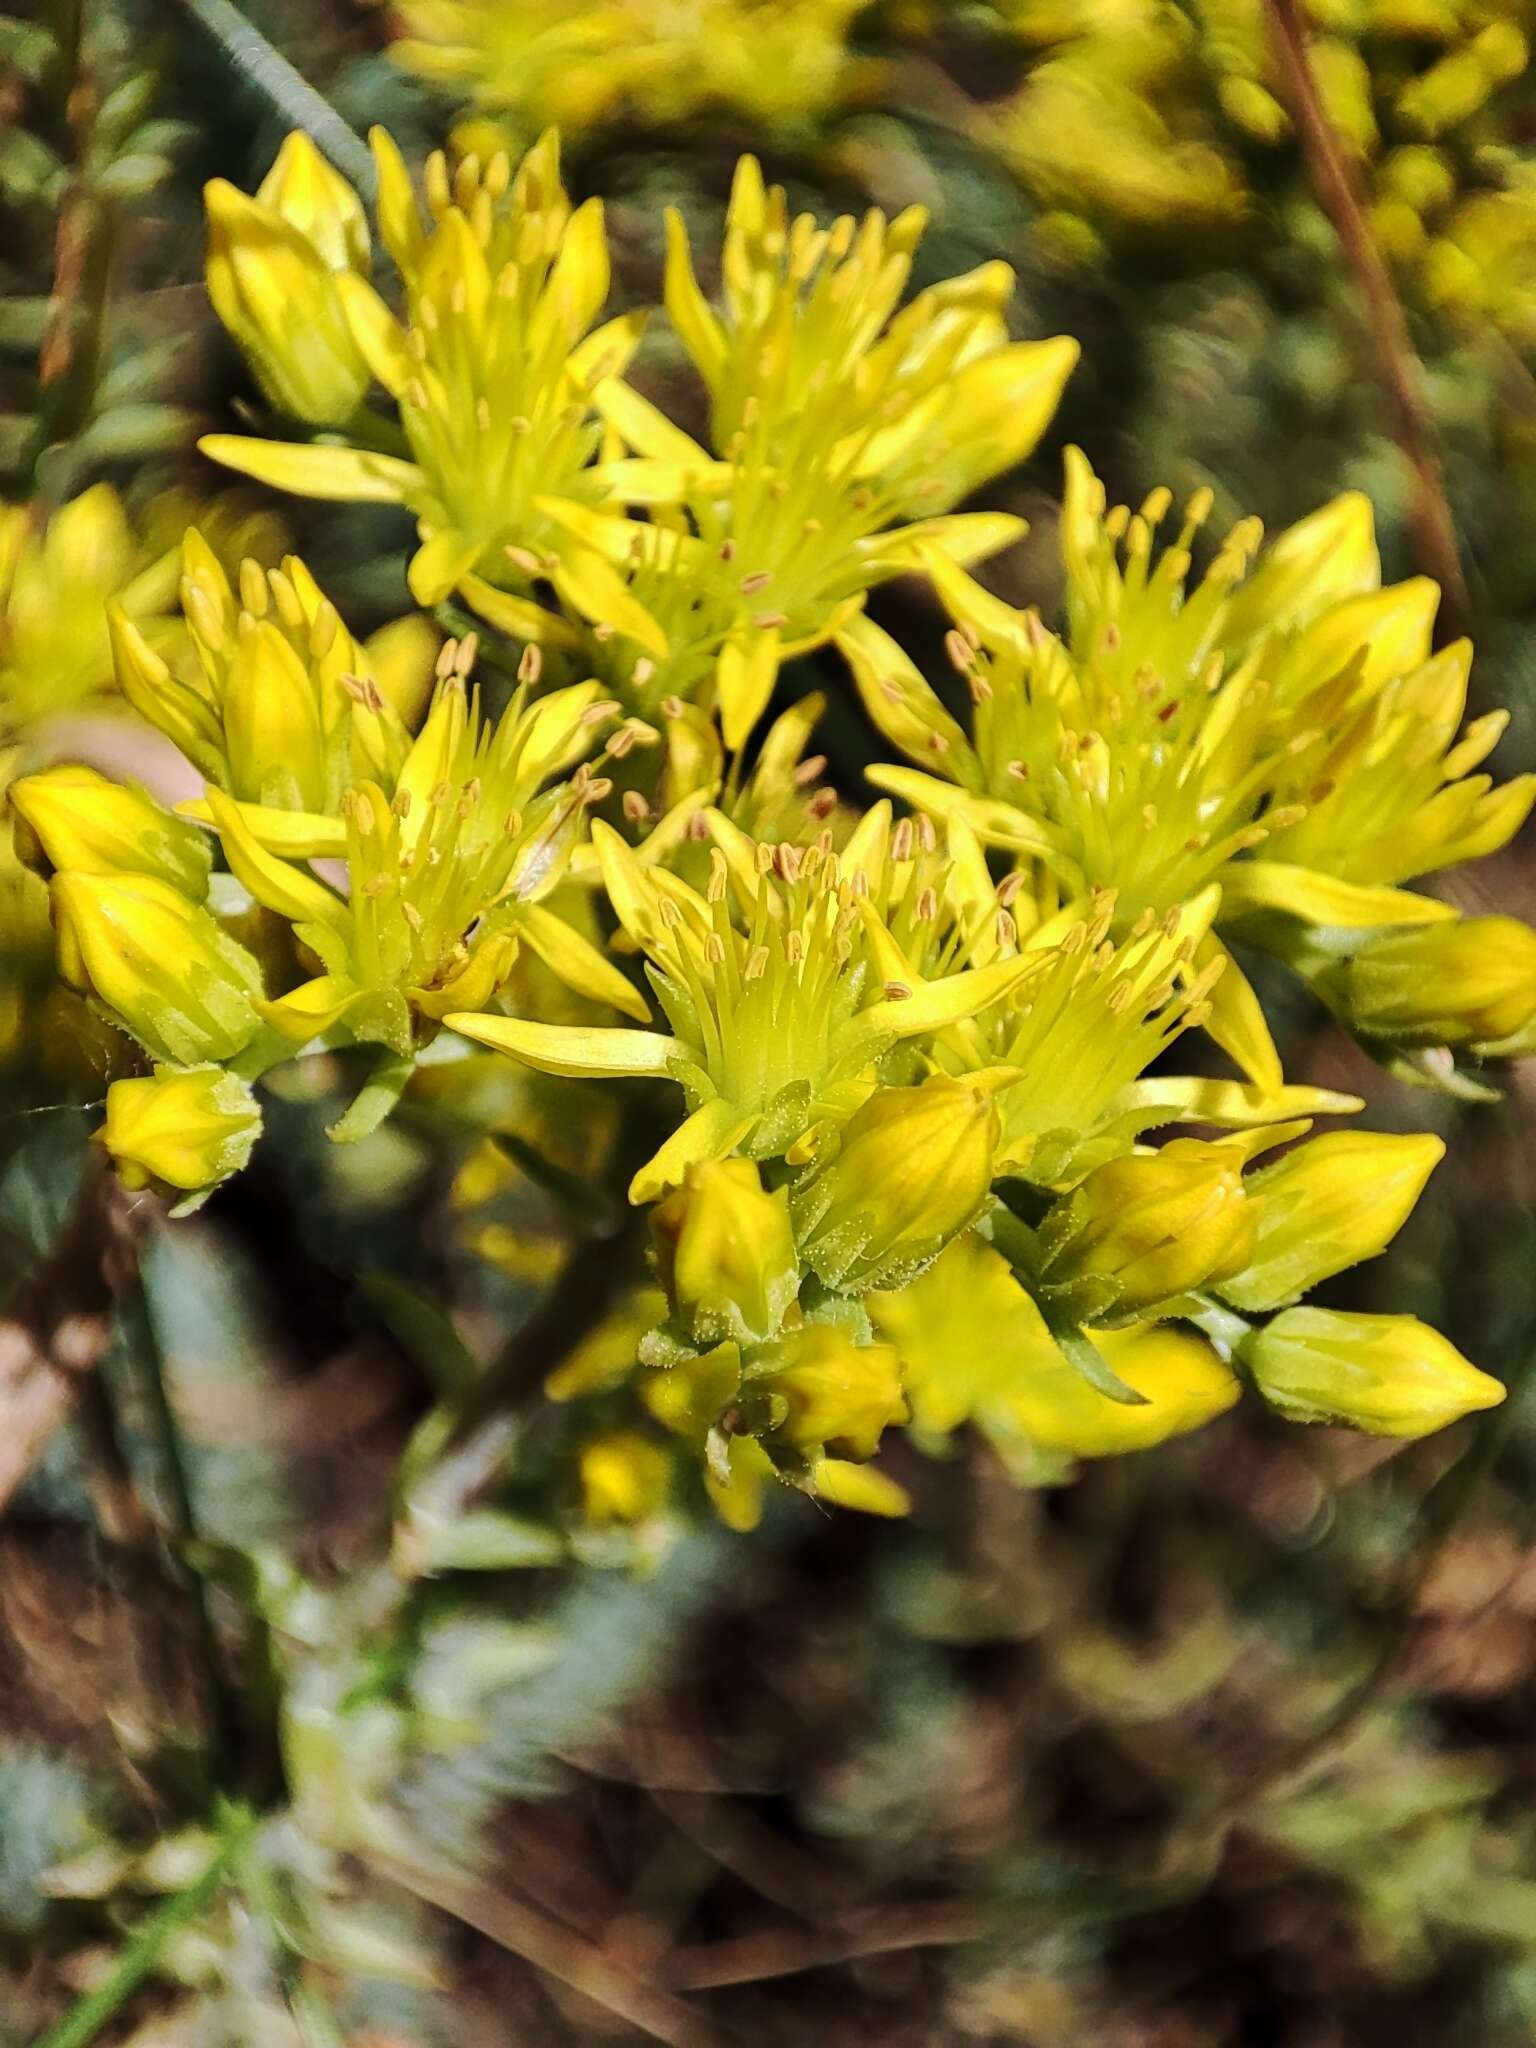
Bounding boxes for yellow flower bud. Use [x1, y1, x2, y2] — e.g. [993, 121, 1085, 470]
[221, 622, 329, 811]
[792, 1078, 999, 1292]
[746, 1325, 907, 1461]
[10, 765, 211, 897]
[101, 1065, 261, 1198]
[255, 132, 369, 275]
[1245, 1308, 1505, 1438]
[578, 1430, 673, 1526]
[205, 163, 370, 424]
[1037, 1138, 1258, 1325]
[1220, 1130, 1444, 1312]
[1335, 916, 1536, 1052]
[650, 1156, 799, 1347]
[51, 871, 264, 1065]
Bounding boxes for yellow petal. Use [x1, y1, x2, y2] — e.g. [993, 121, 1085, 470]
[1196, 934, 1283, 1094]
[257, 974, 365, 1042]
[199, 435, 423, 504]
[592, 377, 713, 466]
[175, 797, 346, 860]
[839, 613, 971, 766]
[1220, 861, 1457, 928]
[445, 1011, 682, 1078]
[518, 903, 651, 1022]
[458, 576, 583, 649]
[628, 1097, 757, 1204]
[717, 628, 781, 752]
[551, 548, 669, 658]
[201, 787, 349, 930]
[409, 527, 487, 605]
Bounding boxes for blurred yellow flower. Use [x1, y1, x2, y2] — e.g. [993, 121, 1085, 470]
[390, 0, 870, 134]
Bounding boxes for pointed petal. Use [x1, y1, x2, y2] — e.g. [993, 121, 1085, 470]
[445, 1011, 682, 1078]
[518, 903, 651, 1021]
[1220, 861, 1456, 928]
[198, 435, 423, 504]
[627, 1097, 757, 1203]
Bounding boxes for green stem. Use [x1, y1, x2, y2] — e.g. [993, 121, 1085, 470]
[33, 1815, 251, 2048]
[1185, 1295, 1256, 1368]
[165, 0, 374, 198]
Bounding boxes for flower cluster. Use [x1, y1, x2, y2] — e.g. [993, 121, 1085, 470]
[387, 0, 871, 136]
[198, 133, 1076, 752]
[15, 126, 1529, 1535]
[988, 0, 1536, 346]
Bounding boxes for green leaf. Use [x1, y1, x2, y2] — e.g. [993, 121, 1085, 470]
[327, 1049, 416, 1144]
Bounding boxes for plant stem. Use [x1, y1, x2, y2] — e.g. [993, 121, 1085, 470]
[32, 1816, 250, 2048]
[1264, 0, 1469, 635]
[30, 0, 114, 497]
[166, 0, 374, 197]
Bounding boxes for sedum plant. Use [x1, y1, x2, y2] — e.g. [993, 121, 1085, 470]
[13, 120, 1530, 1544]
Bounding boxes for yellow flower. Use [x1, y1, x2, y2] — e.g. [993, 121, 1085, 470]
[745, 1324, 907, 1462]
[562, 158, 1076, 744]
[51, 870, 265, 1066]
[101, 1065, 262, 1204]
[901, 873, 1354, 1186]
[851, 450, 1533, 1083]
[447, 817, 1032, 1202]
[203, 655, 645, 1063]
[389, 0, 869, 134]
[203, 130, 650, 633]
[640, 1328, 908, 1526]
[0, 486, 179, 738]
[205, 133, 372, 424]
[1035, 1135, 1259, 1325]
[650, 1156, 799, 1347]
[791, 1076, 1000, 1292]
[1244, 1307, 1505, 1438]
[110, 532, 412, 821]
[1219, 1129, 1445, 1312]
[868, 1232, 1239, 1460]
[11, 764, 212, 897]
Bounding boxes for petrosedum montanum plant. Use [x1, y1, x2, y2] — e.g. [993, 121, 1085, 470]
[16, 125, 1532, 1535]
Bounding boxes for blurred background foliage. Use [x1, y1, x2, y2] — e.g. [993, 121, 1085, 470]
[4, 0, 1536, 2042]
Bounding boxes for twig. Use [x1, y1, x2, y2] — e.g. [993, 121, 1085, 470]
[370, 1851, 723, 2048]
[1264, 0, 1469, 636]
[166, 0, 375, 198]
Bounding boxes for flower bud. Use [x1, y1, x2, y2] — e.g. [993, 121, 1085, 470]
[101, 1065, 261, 1199]
[51, 871, 264, 1065]
[1220, 1129, 1444, 1312]
[746, 1325, 907, 1461]
[1037, 1138, 1259, 1325]
[205, 162, 370, 424]
[221, 621, 329, 811]
[1333, 916, 1536, 1053]
[11, 765, 211, 898]
[255, 132, 369, 275]
[650, 1156, 799, 1347]
[792, 1078, 999, 1292]
[1245, 1307, 1504, 1437]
